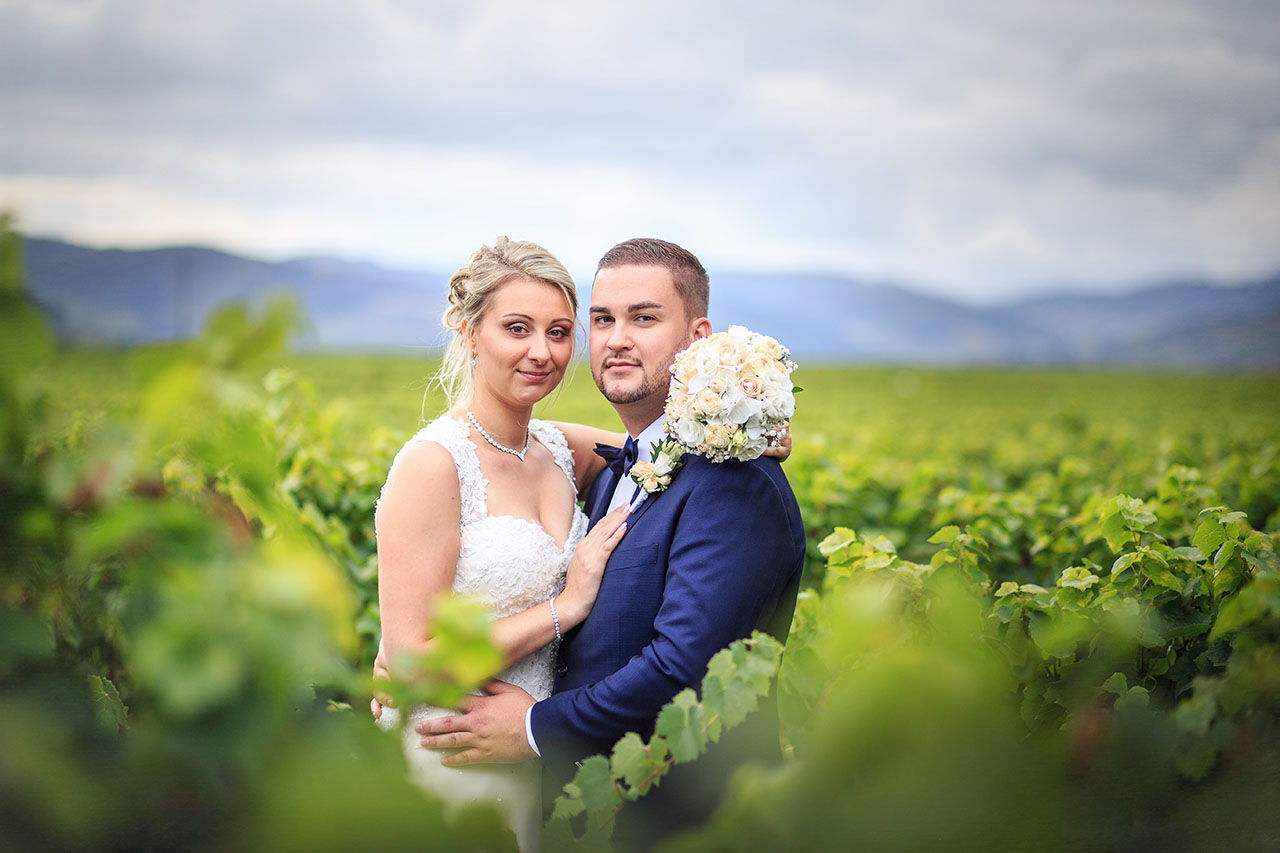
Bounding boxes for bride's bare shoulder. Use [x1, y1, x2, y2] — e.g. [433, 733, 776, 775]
[377, 437, 460, 521]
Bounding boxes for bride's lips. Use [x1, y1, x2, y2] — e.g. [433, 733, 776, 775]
[518, 369, 552, 382]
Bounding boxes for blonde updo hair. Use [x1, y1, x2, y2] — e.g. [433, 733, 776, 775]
[433, 236, 579, 409]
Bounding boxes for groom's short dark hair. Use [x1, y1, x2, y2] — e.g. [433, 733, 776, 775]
[597, 238, 709, 322]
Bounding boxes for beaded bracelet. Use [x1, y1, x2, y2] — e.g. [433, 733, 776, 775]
[548, 597, 562, 643]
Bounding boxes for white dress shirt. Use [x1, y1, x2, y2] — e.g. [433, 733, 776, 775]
[606, 415, 668, 514]
[525, 415, 667, 755]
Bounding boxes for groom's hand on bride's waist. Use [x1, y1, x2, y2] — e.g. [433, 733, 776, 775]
[416, 680, 537, 766]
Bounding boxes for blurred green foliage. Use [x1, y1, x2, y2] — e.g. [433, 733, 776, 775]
[9, 205, 1280, 848]
[0, 218, 516, 850]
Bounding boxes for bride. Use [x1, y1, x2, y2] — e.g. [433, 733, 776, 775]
[372, 237, 627, 852]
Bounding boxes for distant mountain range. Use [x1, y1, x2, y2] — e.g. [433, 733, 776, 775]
[21, 236, 1280, 367]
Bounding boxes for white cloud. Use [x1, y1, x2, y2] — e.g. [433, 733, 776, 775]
[1, 0, 1277, 301]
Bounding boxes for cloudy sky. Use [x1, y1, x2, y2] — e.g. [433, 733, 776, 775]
[2, 0, 1277, 303]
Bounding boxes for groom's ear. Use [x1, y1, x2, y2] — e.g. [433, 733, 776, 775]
[690, 316, 712, 339]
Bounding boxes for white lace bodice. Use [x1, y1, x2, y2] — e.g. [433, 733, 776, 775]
[380, 415, 587, 702]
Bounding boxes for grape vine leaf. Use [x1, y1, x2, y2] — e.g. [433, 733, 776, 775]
[611, 732, 667, 796]
[574, 755, 621, 816]
[654, 689, 708, 763]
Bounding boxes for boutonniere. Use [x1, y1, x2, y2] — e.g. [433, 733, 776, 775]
[628, 438, 685, 505]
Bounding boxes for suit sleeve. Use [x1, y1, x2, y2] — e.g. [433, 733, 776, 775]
[530, 460, 802, 758]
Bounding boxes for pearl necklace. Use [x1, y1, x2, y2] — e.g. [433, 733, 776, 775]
[467, 411, 530, 462]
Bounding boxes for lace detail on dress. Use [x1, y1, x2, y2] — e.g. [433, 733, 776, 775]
[528, 418, 576, 486]
[379, 415, 587, 702]
[376, 415, 585, 852]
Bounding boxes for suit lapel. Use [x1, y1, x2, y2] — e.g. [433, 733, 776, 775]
[588, 467, 622, 526]
[624, 484, 664, 528]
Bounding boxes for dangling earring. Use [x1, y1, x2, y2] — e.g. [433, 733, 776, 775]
[471, 352, 477, 368]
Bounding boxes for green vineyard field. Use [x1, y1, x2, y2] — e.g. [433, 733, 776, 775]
[6, 228, 1280, 848]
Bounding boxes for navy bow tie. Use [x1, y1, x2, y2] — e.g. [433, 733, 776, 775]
[594, 437, 639, 477]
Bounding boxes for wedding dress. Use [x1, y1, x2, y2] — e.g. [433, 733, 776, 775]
[375, 416, 587, 852]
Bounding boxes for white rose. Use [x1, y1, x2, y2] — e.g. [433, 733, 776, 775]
[758, 366, 790, 392]
[761, 389, 795, 420]
[676, 417, 705, 447]
[740, 435, 769, 460]
[694, 346, 719, 377]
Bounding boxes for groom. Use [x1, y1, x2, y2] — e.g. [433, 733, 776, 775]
[418, 238, 805, 844]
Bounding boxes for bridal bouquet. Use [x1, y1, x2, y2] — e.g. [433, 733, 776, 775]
[664, 325, 798, 463]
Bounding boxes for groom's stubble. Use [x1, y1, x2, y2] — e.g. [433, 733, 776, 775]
[591, 335, 691, 407]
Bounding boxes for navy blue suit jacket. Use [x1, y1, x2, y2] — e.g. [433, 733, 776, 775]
[530, 451, 805, 842]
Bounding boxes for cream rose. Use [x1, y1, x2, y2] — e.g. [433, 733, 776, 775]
[704, 423, 733, 449]
[713, 337, 746, 371]
[693, 387, 722, 417]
